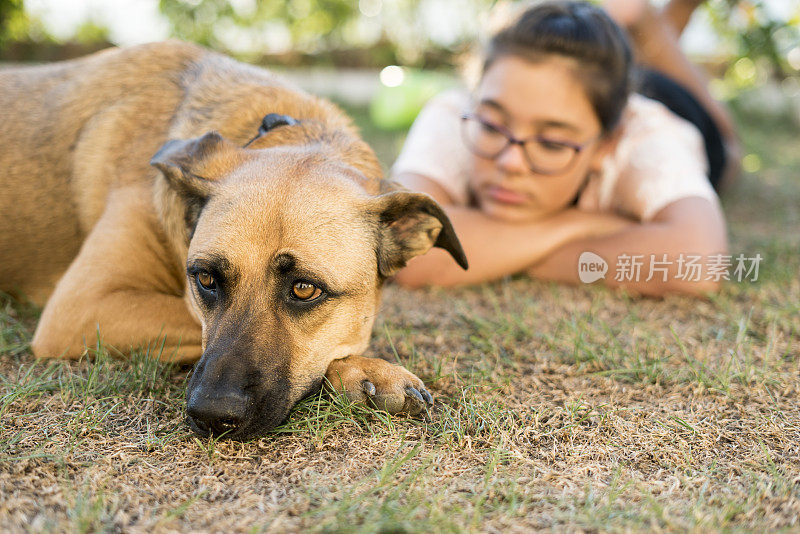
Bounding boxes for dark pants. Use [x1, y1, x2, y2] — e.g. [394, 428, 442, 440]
[636, 68, 726, 191]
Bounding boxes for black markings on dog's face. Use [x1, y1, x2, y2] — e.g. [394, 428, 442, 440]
[186, 254, 238, 309]
[184, 196, 207, 239]
[270, 252, 346, 317]
[183, 246, 371, 440]
[186, 310, 294, 439]
[181, 158, 387, 440]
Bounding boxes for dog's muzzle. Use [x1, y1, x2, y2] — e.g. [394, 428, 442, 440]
[184, 343, 294, 439]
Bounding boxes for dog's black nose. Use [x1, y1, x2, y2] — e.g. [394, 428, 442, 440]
[187, 390, 250, 437]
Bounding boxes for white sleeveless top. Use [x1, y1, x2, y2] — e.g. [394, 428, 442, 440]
[392, 90, 719, 221]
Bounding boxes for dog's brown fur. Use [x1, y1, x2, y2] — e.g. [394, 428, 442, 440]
[0, 42, 466, 439]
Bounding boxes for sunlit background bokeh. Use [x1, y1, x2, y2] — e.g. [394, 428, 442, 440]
[1, 0, 798, 171]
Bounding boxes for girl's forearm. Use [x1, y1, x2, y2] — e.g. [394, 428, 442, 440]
[394, 206, 631, 287]
[528, 199, 728, 297]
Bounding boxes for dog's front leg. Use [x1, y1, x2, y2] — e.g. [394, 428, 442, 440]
[33, 289, 202, 362]
[324, 355, 434, 415]
[31, 189, 202, 362]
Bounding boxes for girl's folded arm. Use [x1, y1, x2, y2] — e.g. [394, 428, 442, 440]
[527, 196, 728, 297]
[393, 174, 632, 287]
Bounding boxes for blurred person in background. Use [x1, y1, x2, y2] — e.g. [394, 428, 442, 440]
[392, 0, 740, 297]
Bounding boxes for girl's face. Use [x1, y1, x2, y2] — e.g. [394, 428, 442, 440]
[468, 55, 611, 222]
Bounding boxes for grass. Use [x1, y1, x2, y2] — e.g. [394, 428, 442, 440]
[1, 104, 799, 533]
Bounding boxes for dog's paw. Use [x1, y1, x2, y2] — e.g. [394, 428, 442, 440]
[325, 355, 433, 415]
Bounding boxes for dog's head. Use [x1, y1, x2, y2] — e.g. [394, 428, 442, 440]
[151, 129, 467, 440]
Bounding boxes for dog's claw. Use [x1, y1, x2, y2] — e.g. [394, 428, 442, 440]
[420, 388, 434, 405]
[406, 386, 426, 405]
[363, 380, 376, 396]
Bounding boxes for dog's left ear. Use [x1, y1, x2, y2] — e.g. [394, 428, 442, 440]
[151, 132, 244, 239]
[371, 190, 468, 277]
[150, 132, 243, 198]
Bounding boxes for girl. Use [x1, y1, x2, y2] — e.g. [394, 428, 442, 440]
[392, 0, 739, 297]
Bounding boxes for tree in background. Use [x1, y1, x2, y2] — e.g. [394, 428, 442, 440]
[0, 0, 113, 60]
[155, 0, 799, 83]
[0, 0, 28, 46]
[157, 0, 487, 67]
[705, 0, 800, 94]
[1, 0, 797, 87]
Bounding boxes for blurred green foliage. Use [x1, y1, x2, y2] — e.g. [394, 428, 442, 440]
[155, 0, 799, 81]
[706, 0, 800, 84]
[156, 0, 491, 67]
[370, 68, 457, 129]
[1, 0, 798, 84]
[0, 0, 29, 45]
[159, 0, 357, 52]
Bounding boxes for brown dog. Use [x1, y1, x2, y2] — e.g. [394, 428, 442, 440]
[0, 41, 467, 439]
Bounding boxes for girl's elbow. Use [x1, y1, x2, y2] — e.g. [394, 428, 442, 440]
[394, 263, 466, 289]
[393, 263, 450, 289]
[392, 268, 427, 289]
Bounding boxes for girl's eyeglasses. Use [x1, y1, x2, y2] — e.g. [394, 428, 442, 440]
[460, 113, 593, 175]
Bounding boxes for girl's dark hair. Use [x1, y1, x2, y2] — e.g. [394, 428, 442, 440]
[484, 1, 633, 132]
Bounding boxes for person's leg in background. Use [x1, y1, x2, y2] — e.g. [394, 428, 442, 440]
[603, 0, 741, 190]
[662, 0, 704, 36]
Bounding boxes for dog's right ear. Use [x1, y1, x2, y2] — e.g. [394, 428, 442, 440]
[150, 132, 242, 198]
[370, 189, 468, 278]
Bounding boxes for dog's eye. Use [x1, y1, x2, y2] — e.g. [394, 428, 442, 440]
[291, 281, 321, 301]
[196, 271, 217, 292]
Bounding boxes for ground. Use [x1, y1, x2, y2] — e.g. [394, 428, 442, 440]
[1, 103, 798, 533]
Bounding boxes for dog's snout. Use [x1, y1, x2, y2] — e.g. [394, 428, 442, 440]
[187, 389, 250, 437]
[186, 341, 293, 439]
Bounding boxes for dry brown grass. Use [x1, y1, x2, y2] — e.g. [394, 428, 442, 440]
[1, 106, 798, 533]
